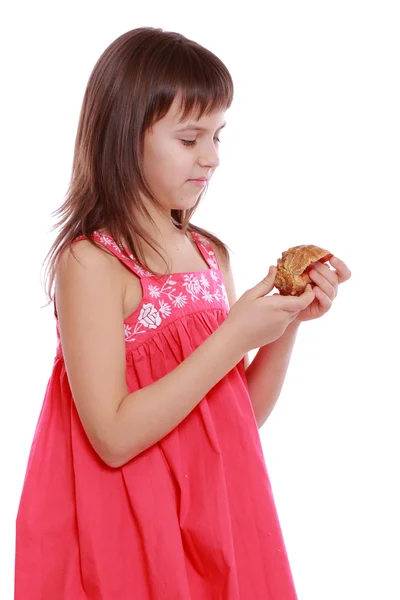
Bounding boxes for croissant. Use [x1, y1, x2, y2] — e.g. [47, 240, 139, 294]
[275, 245, 333, 296]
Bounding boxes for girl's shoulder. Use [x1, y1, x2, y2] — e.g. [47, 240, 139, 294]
[57, 236, 118, 273]
[55, 238, 126, 313]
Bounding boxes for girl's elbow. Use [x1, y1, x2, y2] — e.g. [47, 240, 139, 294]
[99, 447, 136, 469]
[90, 433, 136, 468]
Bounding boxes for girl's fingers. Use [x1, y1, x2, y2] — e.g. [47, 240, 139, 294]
[329, 256, 352, 283]
[278, 285, 315, 312]
[309, 264, 337, 299]
[314, 286, 333, 311]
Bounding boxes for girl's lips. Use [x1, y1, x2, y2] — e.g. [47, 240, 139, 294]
[188, 179, 207, 187]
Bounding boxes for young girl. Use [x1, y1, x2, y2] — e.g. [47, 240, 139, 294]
[15, 27, 350, 599]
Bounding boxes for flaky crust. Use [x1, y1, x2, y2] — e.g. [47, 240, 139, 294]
[275, 245, 333, 296]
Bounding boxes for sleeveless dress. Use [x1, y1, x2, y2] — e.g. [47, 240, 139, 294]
[15, 230, 298, 599]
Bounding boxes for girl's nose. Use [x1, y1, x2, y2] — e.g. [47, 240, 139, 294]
[198, 147, 220, 169]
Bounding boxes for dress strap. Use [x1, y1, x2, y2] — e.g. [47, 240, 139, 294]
[190, 231, 220, 271]
[72, 231, 154, 279]
[53, 231, 151, 321]
[70, 231, 220, 275]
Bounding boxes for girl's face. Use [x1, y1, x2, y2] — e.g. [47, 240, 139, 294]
[142, 95, 226, 212]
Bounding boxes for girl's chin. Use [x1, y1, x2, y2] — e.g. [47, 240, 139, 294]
[171, 196, 201, 210]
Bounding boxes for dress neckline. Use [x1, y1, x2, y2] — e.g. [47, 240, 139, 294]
[93, 229, 215, 277]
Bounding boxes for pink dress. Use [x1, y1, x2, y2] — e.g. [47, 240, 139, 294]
[15, 230, 298, 599]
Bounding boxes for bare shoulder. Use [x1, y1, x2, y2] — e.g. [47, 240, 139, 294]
[56, 239, 127, 312]
[57, 238, 119, 274]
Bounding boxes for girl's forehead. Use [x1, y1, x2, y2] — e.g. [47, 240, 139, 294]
[147, 94, 226, 135]
[169, 99, 226, 129]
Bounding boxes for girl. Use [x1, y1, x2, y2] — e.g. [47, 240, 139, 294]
[15, 27, 351, 599]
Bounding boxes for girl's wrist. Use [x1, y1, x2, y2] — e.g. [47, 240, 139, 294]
[287, 318, 302, 331]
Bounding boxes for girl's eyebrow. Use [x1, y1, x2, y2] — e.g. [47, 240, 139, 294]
[175, 122, 227, 132]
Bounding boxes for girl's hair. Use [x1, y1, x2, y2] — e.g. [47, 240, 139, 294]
[42, 26, 234, 304]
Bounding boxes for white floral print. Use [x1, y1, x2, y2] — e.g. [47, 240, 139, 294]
[159, 300, 172, 318]
[181, 273, 225, 306]
[148, 285, 161, 299]
[182, 274, 202, 300]
[123, 269, 229, 342]
[172, 293, 188, 308]
[202, 290, 214, 303]
[132, 264, 154, 278]
[124, 323, 147, 343]
[123, 278, 191, 341]
[193, 233, 219, 271]
[138, 303, 162, 329]
[200, 273, 210, 289]
[210, 270, 219, 282]
[220, 283, 230, 309]
[88, 231, 229, 343]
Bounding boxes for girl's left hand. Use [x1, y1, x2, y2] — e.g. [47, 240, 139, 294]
[293, 256, 351, 323]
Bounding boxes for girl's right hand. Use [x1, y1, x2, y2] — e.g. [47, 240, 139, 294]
[224, 266, 315, 353]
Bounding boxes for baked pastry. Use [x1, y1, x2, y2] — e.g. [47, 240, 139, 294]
[275, 245, 333, 296]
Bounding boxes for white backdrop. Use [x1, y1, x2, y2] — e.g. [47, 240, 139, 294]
[2, 1, 399, 598]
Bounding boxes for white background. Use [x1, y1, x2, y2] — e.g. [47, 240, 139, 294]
[2, 1, 399, 598]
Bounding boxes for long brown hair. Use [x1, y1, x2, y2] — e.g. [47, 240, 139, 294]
[42, 27, 234, 305]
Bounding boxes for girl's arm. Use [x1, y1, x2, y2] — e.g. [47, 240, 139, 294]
[217, 247, 299, 428]
[56, 241, 245, 469]
[244, 322, 300, 427]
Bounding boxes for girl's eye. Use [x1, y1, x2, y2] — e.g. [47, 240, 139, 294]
[181, 137, 222, 147]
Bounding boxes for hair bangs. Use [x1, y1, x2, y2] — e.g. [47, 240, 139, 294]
[147, 38, 234, 128]
[175, 61, 234, 124]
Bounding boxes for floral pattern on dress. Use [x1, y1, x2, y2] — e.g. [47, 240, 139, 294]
[124, 272, 229, 343]
[192, 233, 220, 271]
[87, 231, 229, 343]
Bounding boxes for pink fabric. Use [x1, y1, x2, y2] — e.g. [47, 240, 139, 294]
[15, 230, 298, 599]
